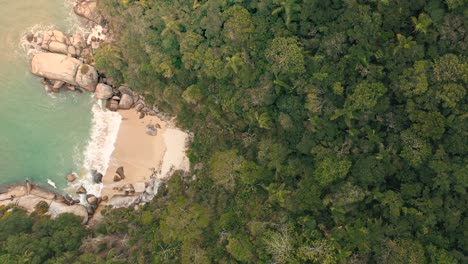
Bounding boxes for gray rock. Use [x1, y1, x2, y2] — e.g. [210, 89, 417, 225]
[146, 124, 157, 136]
[148, 110, 157, 116]
[95, 83, 113, 100]
[26, 33, 34, 42]
[111, 96, 121, 101]
[93, 172, 103, 183]
[118, 85, 133, 96]
[134, 103, 144, 111]
[107, 99, 119, 111]
[118, 94, 134, 109]
[109, 195, 140, 208]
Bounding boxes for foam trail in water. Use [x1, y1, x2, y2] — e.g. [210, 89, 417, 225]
[69, 100, 121, 197]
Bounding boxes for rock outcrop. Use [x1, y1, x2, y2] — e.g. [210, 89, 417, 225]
[74, 0, 102, 24]
[95, 83, 113, 99]
[48, 201, 89, 224]
[118, 94, 134, 109]
[75, 64, 98, 92]
[31, 53, 81, 85]
[40, 30, 83, 57]
[31, 53, 98, 91]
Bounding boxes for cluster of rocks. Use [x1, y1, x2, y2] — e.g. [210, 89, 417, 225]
[26, 2, 171, 122]
[0, 182, 89, 224]
[109, 178, 162, 208]
[64, 185, 108, 216]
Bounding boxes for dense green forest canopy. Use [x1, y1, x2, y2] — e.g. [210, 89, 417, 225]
[92, 0, 467, 262]
[2, 0, 467, 263]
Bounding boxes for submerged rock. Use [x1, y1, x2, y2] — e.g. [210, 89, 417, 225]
[93, 172, 103, 184]
[52, 80, 65, 93]
[66, 173, 76, 182]
[76, 186, 87, 194]
[26, 32, 34, 42]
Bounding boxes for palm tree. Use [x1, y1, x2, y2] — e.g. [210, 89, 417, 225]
[161, 15, 182, 37]
[225, 53, 244, 74]
[393, 34, 416, 55]
[271, 0, 299, 27]
[411, 13, 432, 34]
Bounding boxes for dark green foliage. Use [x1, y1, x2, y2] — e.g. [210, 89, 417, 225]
[7, 0, 467, 263]
[0, 209, 87, 263]
[88, 0, 468, 262]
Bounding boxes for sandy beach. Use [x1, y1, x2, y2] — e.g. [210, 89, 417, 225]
[99, 108, 189, 202]
[1, 108, 190, 225]
[100, 109, 167, 199]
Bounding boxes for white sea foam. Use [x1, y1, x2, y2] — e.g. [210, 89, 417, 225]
[69, 99, 121, 196]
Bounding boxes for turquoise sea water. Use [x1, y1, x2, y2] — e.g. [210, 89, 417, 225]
[0, 0, 93, 189]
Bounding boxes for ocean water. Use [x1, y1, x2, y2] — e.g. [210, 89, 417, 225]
[0, 0, 120, 194]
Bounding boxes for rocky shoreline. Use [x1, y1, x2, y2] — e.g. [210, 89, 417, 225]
[0, 0, 184, 224]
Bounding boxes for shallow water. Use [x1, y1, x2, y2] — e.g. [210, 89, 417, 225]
[0, 0, 94, 189]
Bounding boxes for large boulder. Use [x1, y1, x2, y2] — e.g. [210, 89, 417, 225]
[109, 195, 140, 208]
[75, 64, 98, 92]
[95, 83, 113, 100]
[118, 85, 133, 96]
[118, 94, 134, 109]
[74, 0, 102, 24]
[31, 53, 80, 85]
[16, 195, 45, 212]
[48, 202, 89, 224]
[48, 41, 69, 55]
[107, 99, 119, 111]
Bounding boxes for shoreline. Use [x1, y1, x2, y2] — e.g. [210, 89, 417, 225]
[0, 0, 191, 224]
[0, 107, 190, 225]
